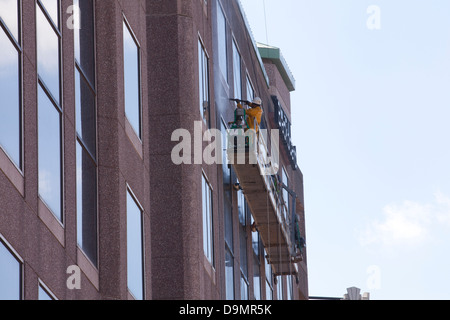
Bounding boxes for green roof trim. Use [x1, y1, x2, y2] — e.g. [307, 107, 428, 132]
[257, 43, 296, 92]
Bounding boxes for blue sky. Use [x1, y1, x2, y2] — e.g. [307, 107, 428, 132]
[241, 0, 450, 300]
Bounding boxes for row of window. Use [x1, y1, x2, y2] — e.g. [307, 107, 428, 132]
[0, 0, 142, 265]
[0, 185, 144, 300]
[0, 0, 144, 299]
[0, 236, 56, 300]
[204, 163, 293, 300]
[198, 3, 257, 128]
[205, 1, 293, 300]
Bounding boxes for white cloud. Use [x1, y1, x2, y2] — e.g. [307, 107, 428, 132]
[359, 192, 450, 247]
[360, 201, 432, 247]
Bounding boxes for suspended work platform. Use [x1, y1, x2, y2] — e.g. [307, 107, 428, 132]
[226, 128, 303, 276]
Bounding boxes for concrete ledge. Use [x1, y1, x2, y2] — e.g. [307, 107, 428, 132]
[0, 147, 24, 197]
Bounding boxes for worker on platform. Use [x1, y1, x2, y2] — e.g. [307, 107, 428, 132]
[234, 97, 263, 132]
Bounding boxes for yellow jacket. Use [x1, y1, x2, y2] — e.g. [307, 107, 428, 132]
[238, 103, 263, 132]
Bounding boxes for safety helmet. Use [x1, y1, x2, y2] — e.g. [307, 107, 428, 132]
[252, 97, 262, 106]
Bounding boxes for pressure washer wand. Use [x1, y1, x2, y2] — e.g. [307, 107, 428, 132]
[230, 98, 251, 105]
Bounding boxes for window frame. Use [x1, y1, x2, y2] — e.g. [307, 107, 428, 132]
[0, 235, 24, 300]
[126, 185, 145, 300]
[237, 184, 249, 300]
[122, 16, 142, 140]
[198, 35, 210, 126]
[265, 250, 273, 300]
[216, 1, 228, 84]
[246, 73, 254, 102]
[232, 37, 242, 101]
[74, 0, 99, 268]
[0, 0, 24, 172]
[38, 279, 57, 300]
[281, 166, 289, 223]
[36, 0, 64, 223]
[202, 171, 214, 267]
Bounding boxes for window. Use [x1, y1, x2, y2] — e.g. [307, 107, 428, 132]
[0, 239, 22, 300]
[123, 20, 141, 138]
[277, 276, 284, 300]
[202, 173, 214, 265]
[225, 247, 234, 300]
[222, 119, 234, 299]
[224, 183, 234, 300]
[246, 75, 254, 102]
[74, 0, 97, 267]
[198, 39, 209, 125]
[38, 86, 62, 220]
[253, 255, 261, 300]
[251, 215, 261, 300]
[217, 3, 227, 82]
[238, 185, 248, 300]
[232, 40, 241, 100]
[38, 282, 56, 300]
[265, 252, 273, 300]
[0, 0, 19, 40]
[0, 0, 22, 169]
[37, 0, 60, 104]
[40, 0, 59, 27]
[127, 189, 144, 300]
[281, 167, 289, 222]
[221, 119, 231, 193]
[287, 275, 293, 300]
[37, 0, 62, 221]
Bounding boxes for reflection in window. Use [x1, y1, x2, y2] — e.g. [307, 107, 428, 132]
[38, 87, 62, 220]
[240, 275, 248, 300]
[127, 190, 144, 300]
[74, 0, 95, 86]
[251, 214, 261, 300]
[38, 284, 55, 300]
[37, 0, 62, 221]
[217, 3, 227, 82]
[202, 174, 214, 265]
[198, 39, 209, 125]
[277, 276, 283, 300]
[123, 21, 141, 138]
[76, 143, 97, 264]
[238, 186, 248, 300]
[282, 167, 289, 222]
[40, 0, 59, 27]
[265, 252, 273, 300]
[36, 2, 60, 105]
[253, 256, 261, 300]
[0, 239, 21, 300]
[225, 247, 234, 300]
[287, 275, 293, 300]
[0, 0, 19, 41]
[221, 120, 231, 194]
[232, 40, 241, 100]
[222, 120, 234, 300]
[75, 0, 97, 267]
[0, 16, 21, 168]
[246, 76, 254, 102]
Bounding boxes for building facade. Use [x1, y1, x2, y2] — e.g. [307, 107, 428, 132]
[0, 0, 308, 300]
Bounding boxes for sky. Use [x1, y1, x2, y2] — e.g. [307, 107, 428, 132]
[241, 0, 450, 300]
